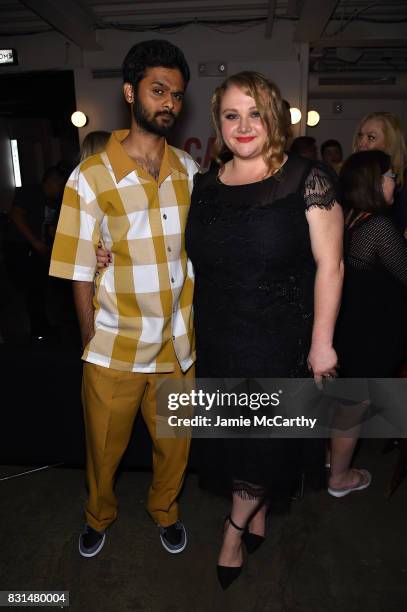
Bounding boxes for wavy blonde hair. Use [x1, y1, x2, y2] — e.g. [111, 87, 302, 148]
[352, 112, 406, 187]
[80, 130, 111, 162]
[211, 71, 286, 174]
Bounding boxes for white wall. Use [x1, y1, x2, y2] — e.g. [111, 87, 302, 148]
[5, 24, 406, 168]
[0, 23, 306, 168]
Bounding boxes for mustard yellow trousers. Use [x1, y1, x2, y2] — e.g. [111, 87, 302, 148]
[81, 359, 193, 532]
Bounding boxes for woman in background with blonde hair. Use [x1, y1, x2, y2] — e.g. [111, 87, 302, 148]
[80, 130, 111, 162]
[353, 111, 407, 234]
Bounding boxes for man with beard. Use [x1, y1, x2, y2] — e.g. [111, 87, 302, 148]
[49, 40, 198, 557]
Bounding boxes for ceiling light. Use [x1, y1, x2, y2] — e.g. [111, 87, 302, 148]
[307, 110, 320, 127]
[71, 111, 88, 128]
[290, 107, 302, 125]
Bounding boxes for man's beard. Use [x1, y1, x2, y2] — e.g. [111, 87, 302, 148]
[133, 98, 177, 137]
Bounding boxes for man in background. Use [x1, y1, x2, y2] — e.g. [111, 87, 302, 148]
[321, 139, 343, 175]
[5, 166, 66, 341]
[290, 136, 318, 161]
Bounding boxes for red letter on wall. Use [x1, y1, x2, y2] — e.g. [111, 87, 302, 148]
[184, 137, 202, 165]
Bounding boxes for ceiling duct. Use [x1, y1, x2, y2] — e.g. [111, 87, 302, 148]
[309, 72, 407, 99]
[335, 48, 364, 64]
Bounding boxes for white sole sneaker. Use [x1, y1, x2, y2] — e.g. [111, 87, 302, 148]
[79, 531, 106, 558]
[328, 469, 372, 498]
[158, 521, 187, 554]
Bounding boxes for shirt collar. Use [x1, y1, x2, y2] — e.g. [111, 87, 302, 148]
[105, 129, 188, 185]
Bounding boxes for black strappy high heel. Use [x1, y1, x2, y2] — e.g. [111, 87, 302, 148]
[217, 516, 245, 590]
[242, 528, 266, 554]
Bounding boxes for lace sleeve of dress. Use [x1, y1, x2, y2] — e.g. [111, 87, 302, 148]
[304, 164, 338, 211]
[373, 215, 407, 287]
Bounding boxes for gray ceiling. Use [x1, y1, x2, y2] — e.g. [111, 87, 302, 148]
[0, 0, 406, 72]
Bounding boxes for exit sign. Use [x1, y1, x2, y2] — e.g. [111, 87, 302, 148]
[0, 49, 18, 65]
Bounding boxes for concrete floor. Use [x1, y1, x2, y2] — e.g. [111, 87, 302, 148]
[2, 231, 407, 611]
[1, 441, 407, 612]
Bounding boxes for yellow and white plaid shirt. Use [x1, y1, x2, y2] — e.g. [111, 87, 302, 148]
[50, 130, 198, 373]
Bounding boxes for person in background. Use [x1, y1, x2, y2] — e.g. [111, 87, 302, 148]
[353, 111, 407, 235]
[42, 137, 111, 246]
[329, 150, 407, 497]
[290, 135, 318, 161]
[42, 166, 70, 245]
[321, 139, 343, 175]
[5, 166, 66, 341]
[49, 39, 197, 559]
[79, 130, 111, 162]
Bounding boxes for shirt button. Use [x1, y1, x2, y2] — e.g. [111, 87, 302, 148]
[163, 214, 167, 220]
[171, 277, 175, 283]
[172, 335, 175, 341]
[167, 246, 172, 252]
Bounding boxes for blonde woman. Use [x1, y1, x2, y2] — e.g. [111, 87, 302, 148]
[353, 112, 407, 234]
[80, 130, 111, 162]
[186, 72, 343, 588]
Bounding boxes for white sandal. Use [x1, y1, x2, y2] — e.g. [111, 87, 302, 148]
[328, 469, 372, 498]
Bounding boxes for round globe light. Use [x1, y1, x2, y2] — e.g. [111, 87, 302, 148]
[71, 111, 88, 128]
[307, 110, 320, 127]
[289, 107, 302, 125]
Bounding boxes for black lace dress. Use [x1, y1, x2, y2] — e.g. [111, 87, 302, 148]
[334, 214, 407, 377]
[185, 154, 337, 500]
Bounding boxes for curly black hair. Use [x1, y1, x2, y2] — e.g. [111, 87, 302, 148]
[122, 39, 190, 89]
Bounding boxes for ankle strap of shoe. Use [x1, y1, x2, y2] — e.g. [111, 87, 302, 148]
[228, 515, 245, 531]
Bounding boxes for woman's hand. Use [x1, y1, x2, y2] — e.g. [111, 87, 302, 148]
[307, 344, 338, 388]
[96, 242, 111, 269]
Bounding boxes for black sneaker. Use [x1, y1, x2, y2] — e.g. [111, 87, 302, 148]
[158, 520, 187, 554]
[79, 525, 105, 558]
